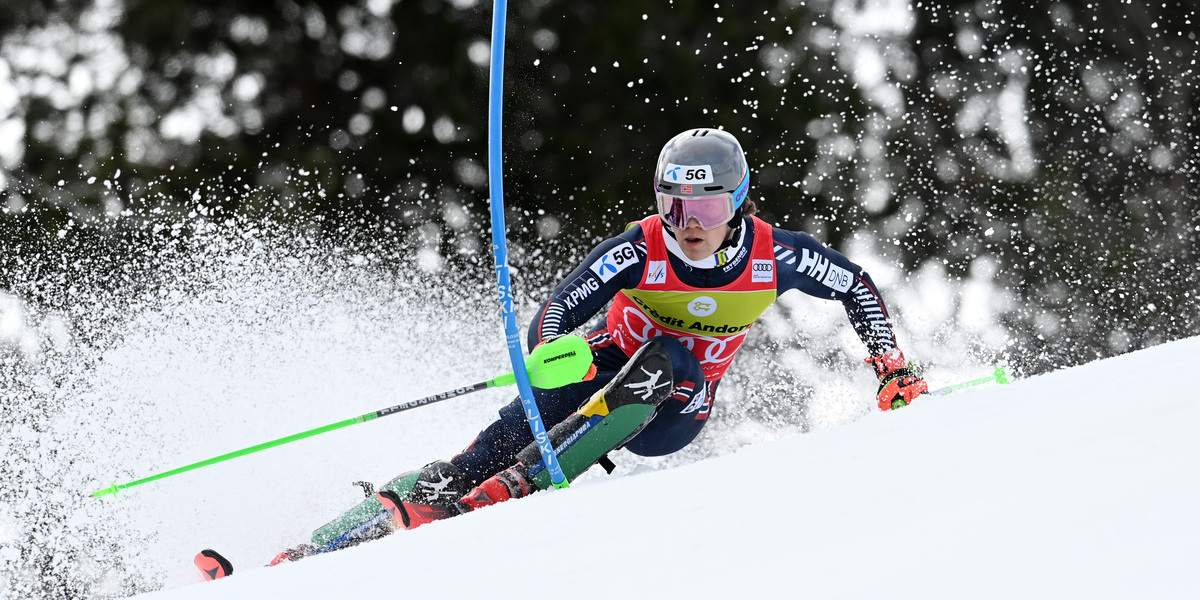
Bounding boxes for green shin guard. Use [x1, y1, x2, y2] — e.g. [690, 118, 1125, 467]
[521, 339, 676, 489]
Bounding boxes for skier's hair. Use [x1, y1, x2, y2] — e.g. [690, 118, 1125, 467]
[740, 198, 758, 217]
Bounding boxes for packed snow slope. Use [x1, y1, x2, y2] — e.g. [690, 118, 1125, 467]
[140, 335, 1199, 600]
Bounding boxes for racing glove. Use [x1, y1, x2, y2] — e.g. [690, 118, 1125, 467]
[865, 348, 929, 410]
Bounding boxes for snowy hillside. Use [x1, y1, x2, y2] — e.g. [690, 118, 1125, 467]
[138, 336, 1199, 600]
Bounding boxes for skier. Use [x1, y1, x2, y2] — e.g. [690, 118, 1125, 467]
[198, 127, 928, 578]
[371, 126, 930, 540]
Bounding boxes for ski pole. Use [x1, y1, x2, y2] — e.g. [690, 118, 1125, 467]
[891, 366, 1009, 409]
[929, 366, 1010, 396]
[91, 336, 595, 498]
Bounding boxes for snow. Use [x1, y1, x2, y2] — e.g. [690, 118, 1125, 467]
[0, 212, 1178, 599]
[138, 335, 1199, 600]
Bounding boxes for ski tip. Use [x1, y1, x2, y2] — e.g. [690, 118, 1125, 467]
[195, 549, 233, 581]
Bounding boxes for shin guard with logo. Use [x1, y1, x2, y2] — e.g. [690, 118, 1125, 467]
[521, 337, 676, 490]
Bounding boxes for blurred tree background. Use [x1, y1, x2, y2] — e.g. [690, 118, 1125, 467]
[2, 0, 1197, 374]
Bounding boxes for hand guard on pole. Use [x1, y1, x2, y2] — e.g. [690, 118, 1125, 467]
[865, 348, 929, 410]
[532, 334, 599, 383]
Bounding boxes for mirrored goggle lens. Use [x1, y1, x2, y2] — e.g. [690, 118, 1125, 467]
[656, 193, 735, 231]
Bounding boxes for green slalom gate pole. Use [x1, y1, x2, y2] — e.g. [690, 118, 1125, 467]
[91, 336, 594, 498]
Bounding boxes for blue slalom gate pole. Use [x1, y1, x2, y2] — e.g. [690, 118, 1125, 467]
[486, 0, 568, 489]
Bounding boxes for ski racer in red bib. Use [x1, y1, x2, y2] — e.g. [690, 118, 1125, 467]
[377, 127, 929, 528]
[252, 128, 930, 570]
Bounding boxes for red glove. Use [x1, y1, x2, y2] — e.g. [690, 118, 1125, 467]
[865, 348, 929, 410]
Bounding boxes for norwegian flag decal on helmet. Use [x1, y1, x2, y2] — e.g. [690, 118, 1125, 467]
[681, 184, 692, 194]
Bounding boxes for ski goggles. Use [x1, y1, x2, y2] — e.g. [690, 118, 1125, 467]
[656, 193, 737, 231]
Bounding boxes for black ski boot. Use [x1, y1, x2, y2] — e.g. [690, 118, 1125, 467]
[378, 460, 474, 530]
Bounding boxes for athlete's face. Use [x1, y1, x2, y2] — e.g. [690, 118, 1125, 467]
[673, 217, 732, 261]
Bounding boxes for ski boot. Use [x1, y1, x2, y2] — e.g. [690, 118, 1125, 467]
[377, 460, 475, 531]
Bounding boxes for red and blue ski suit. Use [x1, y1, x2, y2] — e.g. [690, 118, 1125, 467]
[452, 215, 898, 483]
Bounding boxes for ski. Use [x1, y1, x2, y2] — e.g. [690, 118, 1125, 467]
[194, 549, 234, 581]
[190, 469, 422, 581]
[193, 509, 393, 580]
